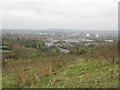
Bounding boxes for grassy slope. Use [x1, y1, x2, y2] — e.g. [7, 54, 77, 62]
[3, 57, 118, 88]
[50, 58, 118, 88]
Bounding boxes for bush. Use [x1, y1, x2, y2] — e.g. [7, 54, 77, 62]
[12, 44, 26, 58]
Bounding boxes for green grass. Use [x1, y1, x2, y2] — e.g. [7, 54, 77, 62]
[0, 50, 12, 53]
[49, 58, 118, 88]
[2, 57, 118, 88]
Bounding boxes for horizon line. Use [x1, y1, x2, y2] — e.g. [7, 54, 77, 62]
[1, 28, 118, 31]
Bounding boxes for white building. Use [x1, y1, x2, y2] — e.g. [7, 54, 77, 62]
[96, 34, 99, 38]
[105, 40, 114, 42]
[86, 34, 90, 37]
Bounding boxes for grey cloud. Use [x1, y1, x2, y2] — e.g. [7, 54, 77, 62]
[2, 0, 118, 30]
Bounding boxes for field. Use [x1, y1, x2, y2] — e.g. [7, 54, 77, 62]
[2, 35, 119, 88]
[2, 55, 118, 88]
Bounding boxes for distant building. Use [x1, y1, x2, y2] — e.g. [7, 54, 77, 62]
[105, 40, 113, 42]
[80, 39, 94, 42]
[45, 42, 54, 47]
[96, 34, 99, 38]
[86, 34, 90, 37]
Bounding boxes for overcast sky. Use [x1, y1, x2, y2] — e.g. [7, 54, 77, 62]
[1, 0, 119, 30]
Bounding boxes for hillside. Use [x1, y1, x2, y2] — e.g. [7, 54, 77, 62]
[2, 34, 118, 88]
[48, 58, 118, 88]
[3, 57, 118, 88]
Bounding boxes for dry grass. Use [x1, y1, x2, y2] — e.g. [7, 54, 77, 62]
[2, 54, 76, 88]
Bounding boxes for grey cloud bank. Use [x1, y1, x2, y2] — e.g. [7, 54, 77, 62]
[2, 0, 118, 30]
